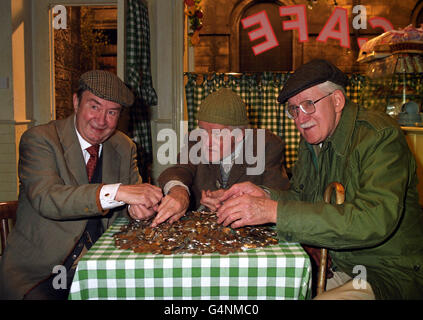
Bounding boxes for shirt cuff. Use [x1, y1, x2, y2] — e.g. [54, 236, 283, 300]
[100, 183, 126, 210]
[259, 185, 272, 199]
[163, 180, 190, 196]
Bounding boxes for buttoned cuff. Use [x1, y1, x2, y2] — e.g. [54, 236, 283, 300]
[99, 183, 125, 210]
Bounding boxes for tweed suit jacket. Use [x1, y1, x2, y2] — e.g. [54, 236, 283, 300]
[0, 115, 141, 299]
[158, 129, 290, 209]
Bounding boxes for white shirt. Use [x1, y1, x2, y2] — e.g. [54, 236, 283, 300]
[220, 136, 244, 174]
[74, 124, 125, 210]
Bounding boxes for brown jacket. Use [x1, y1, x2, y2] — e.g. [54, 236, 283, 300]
[0, 115, 141, 299]
[158, 128, 289, 209]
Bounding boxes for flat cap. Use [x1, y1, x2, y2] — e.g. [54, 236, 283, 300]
[79, 70, 135, 107]
[277, 59, 348, 104]
[197, 88, 249, 126]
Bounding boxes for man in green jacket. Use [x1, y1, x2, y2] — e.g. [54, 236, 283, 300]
[216, 59, 423, 299]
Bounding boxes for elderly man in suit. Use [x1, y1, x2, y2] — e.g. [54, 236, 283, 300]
[150, 88, 290, 227]
[0, 70, 163, 299]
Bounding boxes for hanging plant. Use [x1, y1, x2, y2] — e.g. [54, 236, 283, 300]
[184, 0, 203, 46]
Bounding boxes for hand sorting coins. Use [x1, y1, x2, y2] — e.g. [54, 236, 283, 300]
[114, 211, 279, 255]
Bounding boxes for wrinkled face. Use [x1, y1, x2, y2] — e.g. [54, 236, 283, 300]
[73, 90, 122, 145]
[287, 86, 345, 145]
[198, 121, 243, 163]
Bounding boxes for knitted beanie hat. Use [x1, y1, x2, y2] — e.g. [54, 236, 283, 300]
[197, 88, 249, 126]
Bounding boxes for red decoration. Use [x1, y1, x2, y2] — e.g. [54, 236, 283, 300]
[184, 0, 203, 46]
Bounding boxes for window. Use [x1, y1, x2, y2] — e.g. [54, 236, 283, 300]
[239, 2, 292, 72]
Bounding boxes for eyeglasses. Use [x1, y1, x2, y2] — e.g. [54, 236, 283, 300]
[286, 92, 334, 120]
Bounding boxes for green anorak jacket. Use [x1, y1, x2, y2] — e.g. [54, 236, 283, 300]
[270, 100, 423, 299]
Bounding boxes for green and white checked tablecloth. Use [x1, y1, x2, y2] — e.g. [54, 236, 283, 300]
[69, 217, 311, 300]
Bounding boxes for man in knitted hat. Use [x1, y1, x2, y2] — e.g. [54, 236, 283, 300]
[153, 88, 290, 227]
[216, 59, 423, 300]
[0, 70, 163, 299]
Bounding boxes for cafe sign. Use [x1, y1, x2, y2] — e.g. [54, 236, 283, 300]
[241, 5, 394, 55]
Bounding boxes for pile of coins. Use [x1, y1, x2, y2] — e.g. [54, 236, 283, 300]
[114, 211, 278, 255]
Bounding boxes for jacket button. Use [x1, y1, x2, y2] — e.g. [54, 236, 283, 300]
[414, 265, 420, 272]
[299, 184, 304, 190]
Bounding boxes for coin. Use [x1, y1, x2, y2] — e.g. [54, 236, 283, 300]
[114, 211, 278, 255]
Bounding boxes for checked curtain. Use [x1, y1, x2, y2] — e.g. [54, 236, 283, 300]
[186, 72, 296, 169]
[126, 0, 157, 171]
[185, 73, 370, 169]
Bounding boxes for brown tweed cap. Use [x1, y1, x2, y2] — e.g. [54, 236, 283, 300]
[79, 70, 135, 107]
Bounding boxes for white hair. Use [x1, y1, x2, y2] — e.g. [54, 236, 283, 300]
[317, 81, 346, 97]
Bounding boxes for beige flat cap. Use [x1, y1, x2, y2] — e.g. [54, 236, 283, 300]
[79, 70, 135, 107]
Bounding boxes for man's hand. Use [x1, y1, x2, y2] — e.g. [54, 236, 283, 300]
[200, 189, 225, 211]
[128, 204, 157, 220]
[217, 194, 278, 228]
[215, 182, 275, 228]
[151, 186, 190, 227]
[218, 181, 270, 203]
[115, 184, 163, 208]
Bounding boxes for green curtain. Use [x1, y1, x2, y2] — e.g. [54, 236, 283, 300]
[185, 72, 298, 169]
[126, 0, 157, 179]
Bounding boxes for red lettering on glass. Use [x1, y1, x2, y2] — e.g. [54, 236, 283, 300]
[356, 17, 394, 48]
[240, 6, 394, 55]
[317, 7, 350, 48]
[369, 16, 394, 32]
[241, 10, 279, 56]
[280, 5, 308, 42]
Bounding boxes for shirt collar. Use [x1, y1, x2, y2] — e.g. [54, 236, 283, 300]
[74, 116, 103, 154]
[221, 136, 245, 165]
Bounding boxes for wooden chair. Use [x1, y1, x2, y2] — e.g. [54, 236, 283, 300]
[0, 200, 18, 256]
[316, 182, 345, 295]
